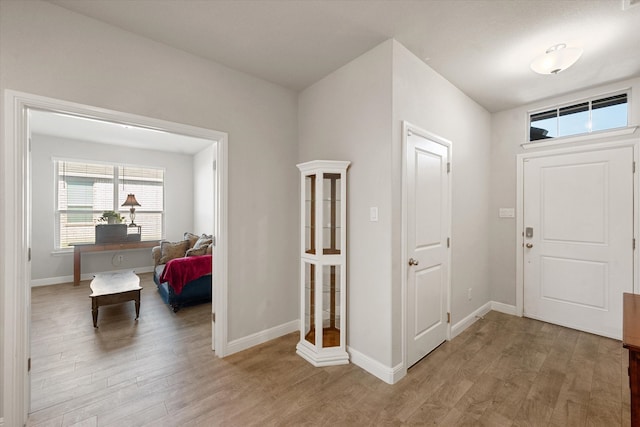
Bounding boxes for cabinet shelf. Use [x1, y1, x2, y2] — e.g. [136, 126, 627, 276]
[304, 327, 341, 348]
[323, 249, 340, 255]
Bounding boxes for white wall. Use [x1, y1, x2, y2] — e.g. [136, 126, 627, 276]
[298, 39, 493, 374]
[0, 0, 299, 417]
[299, 40, 394, 366]
[193, 145, 215, 235]
[391, 42, 492, 365]
[30, 134, 196, 284]
[489, 77, 640, 306]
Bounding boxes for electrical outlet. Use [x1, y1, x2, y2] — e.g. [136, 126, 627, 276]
[112, 253, 124, 267]
[468, 288, 472, 300]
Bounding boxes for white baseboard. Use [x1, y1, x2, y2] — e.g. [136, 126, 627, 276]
[348, 346, 404, 385]
[30, 266, 154, 287]
[230, 302, 517, 386]
[450, 301, 493, 339]
[491, 301, 517, 316]
[225, 319, 298, 356]
[31, 275, 71, 287]
[0, 416, 4, 427]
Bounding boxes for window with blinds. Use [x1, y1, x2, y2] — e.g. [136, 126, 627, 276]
[55, 160, 164, 248]
[528, 92, 628, 142]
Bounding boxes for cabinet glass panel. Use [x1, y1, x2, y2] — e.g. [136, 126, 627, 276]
[305, 175, 316, 254]
[322, 173, 341, 255]
[304, 262, 316, 345]
[322, 264, 341, 348]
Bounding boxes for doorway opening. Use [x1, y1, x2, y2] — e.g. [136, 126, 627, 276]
[2, 90, 228, 426]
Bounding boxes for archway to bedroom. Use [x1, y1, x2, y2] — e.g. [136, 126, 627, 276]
[2, 91, 228, 423]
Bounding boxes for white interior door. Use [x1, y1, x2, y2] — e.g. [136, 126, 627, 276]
[406, 129, 450, 368]
[523, 146, 634, 339]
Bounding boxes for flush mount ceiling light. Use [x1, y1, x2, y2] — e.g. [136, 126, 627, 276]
[530, 43, 583, 75]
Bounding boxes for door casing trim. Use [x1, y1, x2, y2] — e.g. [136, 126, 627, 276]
[515, 138, 640, 317]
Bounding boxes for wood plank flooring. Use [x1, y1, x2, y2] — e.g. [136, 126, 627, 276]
[29, 274, 630, 426]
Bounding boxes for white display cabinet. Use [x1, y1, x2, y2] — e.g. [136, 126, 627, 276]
[296, 160, 350, 366]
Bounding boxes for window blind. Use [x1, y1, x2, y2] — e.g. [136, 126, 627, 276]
[55, 160, 164, 248]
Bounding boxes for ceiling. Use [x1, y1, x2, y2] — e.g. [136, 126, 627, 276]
[47, 0, 640, 113]
[30, 109, 213, 155]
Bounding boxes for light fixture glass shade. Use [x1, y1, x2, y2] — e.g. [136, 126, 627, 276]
[530, 44, 583, 75]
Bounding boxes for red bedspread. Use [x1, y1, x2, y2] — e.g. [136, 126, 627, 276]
[160, 255, 212, 295]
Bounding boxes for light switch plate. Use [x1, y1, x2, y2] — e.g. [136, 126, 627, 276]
[370, 207, 378, 222]
[499, 208, 515, 218]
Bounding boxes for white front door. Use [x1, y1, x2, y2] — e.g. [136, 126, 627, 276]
[523, 146, 634, 339]
[406, 128, 450, 368]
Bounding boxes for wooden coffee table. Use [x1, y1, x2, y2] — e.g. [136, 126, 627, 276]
[90, 271, 142, 328]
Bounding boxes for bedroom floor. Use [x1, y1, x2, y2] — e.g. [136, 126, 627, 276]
[28, 274, 630, 426]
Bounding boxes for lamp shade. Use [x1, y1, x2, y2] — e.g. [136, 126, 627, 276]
[122, 194, 141, 207]
[530, 44, 582, 75]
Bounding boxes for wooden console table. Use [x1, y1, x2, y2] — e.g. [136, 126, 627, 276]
[623, 292, 640, 425]
[72, 240, 159, 285]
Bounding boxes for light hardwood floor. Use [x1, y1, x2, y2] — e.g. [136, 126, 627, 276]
[29, 273, 630, 426]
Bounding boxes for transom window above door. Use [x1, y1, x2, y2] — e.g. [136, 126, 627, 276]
[528, 92, 629, 143]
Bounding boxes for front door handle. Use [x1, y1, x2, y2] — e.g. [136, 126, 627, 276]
[525, 243, 533, 248]
[408, 258, 419, 266]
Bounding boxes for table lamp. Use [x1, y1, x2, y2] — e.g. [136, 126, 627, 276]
[122, 194, 141, 227]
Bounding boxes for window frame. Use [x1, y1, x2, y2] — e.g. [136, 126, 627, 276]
[526, 90, 631, 146]
[53, 158, 165, 250]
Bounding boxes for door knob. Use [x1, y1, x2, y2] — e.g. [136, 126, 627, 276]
[408, 258, 419, 266]
[525, 243, 533, 248]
